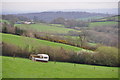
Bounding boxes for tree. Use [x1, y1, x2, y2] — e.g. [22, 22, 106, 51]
[33, 16, 39, 22]
[2, 22, 8, 33]
[51, 17, 65, 24]
[95, 46, 118, 66]
[78, 30, 88, 47]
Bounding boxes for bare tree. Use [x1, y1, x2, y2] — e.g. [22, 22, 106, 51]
[78, 30, 88, 47]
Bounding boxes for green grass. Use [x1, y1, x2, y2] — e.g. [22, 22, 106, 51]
[96, 15, 120, 22]
[0, 19, 10, 24]
[0, 56, 2, 79]
[89, 21, 118, 27]
[77, 16, 103, 21]
[63, 35, 79, 39]
[49, 24, 65, 27]
[61, 35, 97, 46]
[15, 23, 77, 34]
[1, 33, 83, 51]
[2, 56, 118, 78]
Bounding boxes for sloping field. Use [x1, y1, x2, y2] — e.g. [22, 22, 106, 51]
[0, 56, 2, 79]
[0, 19, 10, 24]
[89, 21, 117, 27]
[15, 23, 77, 34]
[2, 56, 118, 78]
[77, 16, 103, 21]
[94, 15, 120, 22]
[1, 33, 83, 51]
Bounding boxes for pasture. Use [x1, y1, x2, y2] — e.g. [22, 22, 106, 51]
[2, 56, 118, 78]
[0, 56, 2, 79]
[15, 23, 77, 34]
[89, 21, 117, 27]
[0, 19, 10, 24]
[1, 33, 83, 51]
[77, 16, 103, 21]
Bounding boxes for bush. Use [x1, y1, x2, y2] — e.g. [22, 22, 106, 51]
[94, 46, 119, 66]
[2, 42, 31, 58]
[2, 42, 119, 67]
[82, 44, 98, 51]
[35, 45, 71, 62]
[74, 50, 95, 64]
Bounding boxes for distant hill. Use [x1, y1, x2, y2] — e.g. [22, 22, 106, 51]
[16, 12, 111, 22]
[61, 8, 118, 15]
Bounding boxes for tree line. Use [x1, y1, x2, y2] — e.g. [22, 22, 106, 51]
[50, 17, 89, 27]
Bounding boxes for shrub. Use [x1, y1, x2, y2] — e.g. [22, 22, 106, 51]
[2, 42, 19, 57]
[2, 42, 119, 67]
[94, 46, 118, 66]
[2, 42, 31, 58]
[35, 45, 71, 62]
[75, 50, 95, 64]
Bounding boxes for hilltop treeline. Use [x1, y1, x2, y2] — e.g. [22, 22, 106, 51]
[17, 11, 109, 22]
[2, 42, 119, 67]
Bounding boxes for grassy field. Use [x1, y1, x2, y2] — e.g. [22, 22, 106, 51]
[48, 24, 65, 27]
[89, 21, 118, 27]
[0, 56, 2, 79]
[77, 16, 103, 21]
[15, 23, 77, 34]
[0, 19, 10, 24]
[2, 56, 118, 78]
[1, 33, 84, 51]
[96, 15, 120, 22]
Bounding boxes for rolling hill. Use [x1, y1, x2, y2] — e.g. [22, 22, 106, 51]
[2, 56, 118, 78]
[16, 12, 109, 22]
[1, 33, 84, 52]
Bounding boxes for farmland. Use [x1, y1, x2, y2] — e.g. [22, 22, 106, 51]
[95, 15, 120, 22]
[1, 33, 84, 52]
[0, 56, 2, 79]
[77, 16, 104, 21]
[2, 56, 119, 78]
[89, 21, 118, 27]
[1, 3, 119, 79]
[0, 19, 9, 24]
[15, 23, 77, 34]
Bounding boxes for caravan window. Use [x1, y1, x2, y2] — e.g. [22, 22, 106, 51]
[34, 56, 43, 58]
[40, 56, 43, 58]
[44, 57, 48, 59]
[34, 56, 40, 58]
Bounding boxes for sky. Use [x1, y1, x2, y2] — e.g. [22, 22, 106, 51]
[2, 0, 120, 2]
[1, 0, 119, 14]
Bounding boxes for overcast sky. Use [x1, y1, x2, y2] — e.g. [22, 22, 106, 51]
[2, 0, 120, 2]
[1, 0, 119, 14]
